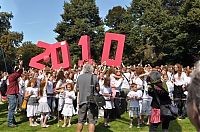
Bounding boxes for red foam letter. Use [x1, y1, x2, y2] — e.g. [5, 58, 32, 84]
[29, 41, 51, 70]
[51, 41, 71, 70]
[78, 35, 94, 66]
[101, 33, 125, 67]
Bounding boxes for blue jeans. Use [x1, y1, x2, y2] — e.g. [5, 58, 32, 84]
[7, 94, 17, 126]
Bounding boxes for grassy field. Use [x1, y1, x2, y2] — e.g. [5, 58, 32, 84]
[0, 103, 196, 132]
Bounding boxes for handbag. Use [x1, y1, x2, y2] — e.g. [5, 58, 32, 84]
[150, 108, 161, 123]
[21, 98, 28, 109]
[87, 74, 106, 108]
[153, 86, 178, 120]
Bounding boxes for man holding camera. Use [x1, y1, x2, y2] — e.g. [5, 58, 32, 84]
[76, 64, 99, 132]
[6, 60, 23, 127]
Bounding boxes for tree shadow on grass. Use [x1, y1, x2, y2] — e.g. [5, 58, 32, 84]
[95, 122, 113, 132]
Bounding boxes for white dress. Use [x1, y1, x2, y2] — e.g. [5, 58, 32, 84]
[102, 86, 113, 109]
[61, 90, 76, 117]
[26, 87, 39, 117]
[37, 88, 51, 113]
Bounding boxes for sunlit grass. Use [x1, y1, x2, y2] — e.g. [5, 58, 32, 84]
[0, 103, 196, 132]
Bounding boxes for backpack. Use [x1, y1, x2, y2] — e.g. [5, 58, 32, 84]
[0, 79, 7, 96]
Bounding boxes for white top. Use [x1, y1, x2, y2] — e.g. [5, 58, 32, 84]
[102, 85, 112, 100]
[99, 79, 104, 94]
[63, 90, 76, 104]
[131, 76, 143, 90]
[174, 72, 187, 86]
[46, 81, 54, 94]
[127, 90, 143, 107]
[19, 79, 25, 95]
[26, 87, 38, 97]
[39, 88, 48, 103]
[166, 80, 174, 93]
[142, 80, 152, 101]
[25, 80, 29, 88]
[121, 72, 131, 89]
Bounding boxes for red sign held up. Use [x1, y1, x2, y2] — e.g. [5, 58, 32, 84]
[29, 32, 125, 70]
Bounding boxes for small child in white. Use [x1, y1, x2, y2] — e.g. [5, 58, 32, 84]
[127, 83, 143, 128]
[61, 83, 76, 127]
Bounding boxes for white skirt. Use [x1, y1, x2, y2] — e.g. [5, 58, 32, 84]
[37, 102, 51, 113]
[27, 104, 38, 117]
[61, 104, 75, 117]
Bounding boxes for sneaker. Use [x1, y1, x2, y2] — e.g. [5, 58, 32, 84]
[67, 124, 71, 127]
[34, 122, 40, 126]
[129, 124, 132, 128]
[8, 124, 17, 127]
[137, 125, 141, 128]
[30, 124, 37, 127]
[62, 124, 66, 127]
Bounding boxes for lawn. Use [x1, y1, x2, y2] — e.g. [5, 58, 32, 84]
[0, 103, 196, 132]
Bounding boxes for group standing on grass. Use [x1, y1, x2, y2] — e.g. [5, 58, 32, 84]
[0, 60, 193, 132]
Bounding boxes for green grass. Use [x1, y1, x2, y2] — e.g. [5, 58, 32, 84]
[0, 103, 196, 132]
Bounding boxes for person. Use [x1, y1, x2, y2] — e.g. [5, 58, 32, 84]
[101, 76, 113, 127]
[76, 64, 99, 132]
[25, 78, 39, 127]
[127, 83, 142, 128]
[6, 61, 23, 127]
[147, 71, 172, 132]
[61, 83, 76, 127]
[187, 61, 200, 131]
[37, 76, 51, 128]
[173, 64, 187, 119]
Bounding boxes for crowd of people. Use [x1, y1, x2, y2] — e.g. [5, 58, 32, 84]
[0, 60, 193, 131]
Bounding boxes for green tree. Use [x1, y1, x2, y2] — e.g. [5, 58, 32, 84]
[16, 41, 43, 69]
[0, 7, 23, 72]
[54, 0, 104, 64]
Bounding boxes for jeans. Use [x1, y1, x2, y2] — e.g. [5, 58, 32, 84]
[7, 94, 17, 126]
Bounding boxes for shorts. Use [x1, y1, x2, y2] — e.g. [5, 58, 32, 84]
[78, 103, 98, 124]
[129, 107, 140, 118]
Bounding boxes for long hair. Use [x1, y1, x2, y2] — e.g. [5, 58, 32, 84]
[27, 78, 37, 88]
[39, 79, 46, 97]
[56, 70, 65, 81]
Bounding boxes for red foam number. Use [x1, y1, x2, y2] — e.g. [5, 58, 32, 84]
[101, 33, 125, 67]
[29, 41, 51, 70]
[78, 35, 94, 66]
[51, 41, 71, 70]
[29, 41, 71, 70]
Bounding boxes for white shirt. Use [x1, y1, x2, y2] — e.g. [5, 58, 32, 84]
[121, 72, 131, 89]
[131, 76, 143, 90]
[18, 79, 25, 95]
[174, 72, 187, 86]
[127, 90, 143, 107]
[63, 90, 76, 104]
[26, 87, 38, 97]
[102, 85, 112, 100]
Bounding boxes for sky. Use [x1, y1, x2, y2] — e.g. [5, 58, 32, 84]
[0, 0, 131, 44]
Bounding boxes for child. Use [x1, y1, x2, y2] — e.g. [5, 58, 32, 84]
[38, 75, 51, 128]
[102, 77, 113, 127]
[127, 83, 143, 128]
[25, 78, 39, 127]
[61, 83, 76, 127]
